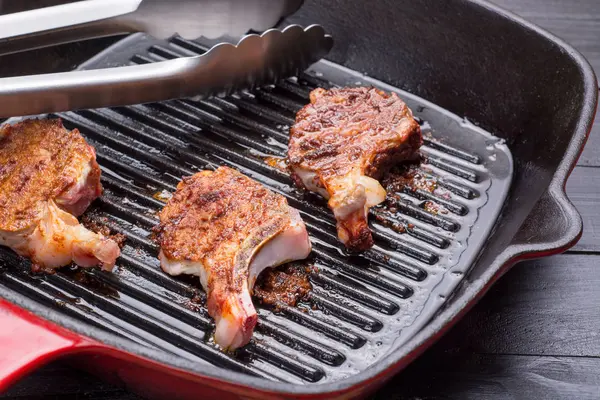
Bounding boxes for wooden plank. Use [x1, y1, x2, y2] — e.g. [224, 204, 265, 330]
[376, 253, 600, 398]
[437, 254, 600, 356]
[376, 353, 600, 400]
[494, 0, 600, 18]
[566, 167, 600, 252]
[578, 108, 600, 167]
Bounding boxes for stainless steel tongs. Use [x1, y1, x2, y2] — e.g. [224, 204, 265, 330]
[0, 0, 333, 117]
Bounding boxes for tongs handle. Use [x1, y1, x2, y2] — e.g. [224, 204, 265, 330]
[0, 59, 196, 118]
[0, 0, 141, 41]
[0, 25, 333, 118]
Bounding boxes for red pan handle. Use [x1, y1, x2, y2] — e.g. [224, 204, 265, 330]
[0, 297, 92, 392]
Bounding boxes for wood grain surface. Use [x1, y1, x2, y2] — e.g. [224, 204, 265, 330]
[2, 0, 600, 399]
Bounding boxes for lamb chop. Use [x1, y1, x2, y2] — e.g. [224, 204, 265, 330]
[0, 119, 120, 271]
[155, 166, 312, 350]
[288, 87, 422, 251]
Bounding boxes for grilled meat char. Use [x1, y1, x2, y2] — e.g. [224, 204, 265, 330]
[156, 166, 312, 350]
[0, 119, 120, 271]
[288, 87, 422, 251]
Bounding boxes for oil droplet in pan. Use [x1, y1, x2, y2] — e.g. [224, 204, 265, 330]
[153, 190, 172, 202]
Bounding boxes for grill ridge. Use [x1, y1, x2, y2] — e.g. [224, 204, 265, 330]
[0, 33, 512, 383]
[67, 106, 440, 282]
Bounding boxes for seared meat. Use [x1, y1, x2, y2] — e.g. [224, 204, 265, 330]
[288, 87, 422, 251]
[155, 167, 311, 350]
[0, 119, 120, 271]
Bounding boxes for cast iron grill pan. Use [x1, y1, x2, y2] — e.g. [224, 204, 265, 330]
[0, 33, 513, 383]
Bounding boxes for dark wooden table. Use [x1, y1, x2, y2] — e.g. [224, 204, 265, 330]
[3, 1, 600, 399]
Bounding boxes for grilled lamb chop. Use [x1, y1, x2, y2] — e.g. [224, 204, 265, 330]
[0, 119, 120, 271]
[288, 87, 422, 251]
[155, 166, 312, 350]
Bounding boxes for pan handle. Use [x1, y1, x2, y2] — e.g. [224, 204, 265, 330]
[0, 298, 91, 392]
[509, 183, 583, 257]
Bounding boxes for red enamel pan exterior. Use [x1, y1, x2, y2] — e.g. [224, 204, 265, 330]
[0, 0, 597, 398]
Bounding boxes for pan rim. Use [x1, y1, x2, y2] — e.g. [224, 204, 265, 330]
[0, 0, 597, 396]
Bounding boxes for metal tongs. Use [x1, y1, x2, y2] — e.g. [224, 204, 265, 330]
[0, 0, 333, 117]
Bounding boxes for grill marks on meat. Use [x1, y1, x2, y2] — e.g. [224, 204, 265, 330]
[288, 87, 422, 251]
[0, 119, 120, 271]
[155, 166, 312, 350]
